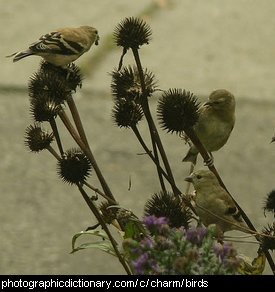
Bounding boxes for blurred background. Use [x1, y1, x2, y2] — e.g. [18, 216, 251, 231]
[0, 0, 274, 274]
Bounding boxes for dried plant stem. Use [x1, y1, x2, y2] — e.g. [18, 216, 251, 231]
[131, 125, 196, 214]
[67, 95, 90, 148]
[83, 181, 117, 205]
[184, 127, 275, 274]
[47, 145, 61, 160]
[77, 184, 131, 275]
[45, 146, 117, 206]
[58, 110, 117, 204]
[151, 133, 167, 193]
[49, 118, 64, 156]
[131, 48, 178, 196]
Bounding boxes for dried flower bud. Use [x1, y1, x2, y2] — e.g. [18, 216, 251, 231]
[39, 61, 83, 91]
[112, 99, 143, 128]
[114, 17, 152, 49]
[263, 190, 275, 216]
[111, 66, 156, 102]
[24, 123, 54, 152]
[30, 95, 62, 122]
[144, 191, 191, 229]
[261, 224, 275, 251]
[99, 201, 118, 224]
[157, 89, 200, 134]
[29, 70, 70, 103]
[57, 148, 92, 185]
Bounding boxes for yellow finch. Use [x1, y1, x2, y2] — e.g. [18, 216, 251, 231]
[182, 89, 235, 164]
[184, 169, 247, 233]
[7, 26, 99, 67]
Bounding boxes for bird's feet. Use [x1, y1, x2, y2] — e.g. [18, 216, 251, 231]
[203, 153, 214, 167]
[203, 157, 213, 167]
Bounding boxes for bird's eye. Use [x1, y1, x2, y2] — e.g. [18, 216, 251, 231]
[196, 175, 202, 179]
[95, 30, 98, 34]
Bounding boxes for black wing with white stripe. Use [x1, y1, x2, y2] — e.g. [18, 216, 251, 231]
[29, 31, 84, 55]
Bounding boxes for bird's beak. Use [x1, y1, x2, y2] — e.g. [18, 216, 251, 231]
[271, 136, 275, 143]
[95, 35, 100, 46]
[184, 175, 193, 182]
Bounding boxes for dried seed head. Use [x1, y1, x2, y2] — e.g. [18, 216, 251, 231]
[112, 100, 143, 128]
[114, 17, 152, 49]
[111, 66, 156, 102]
[24, 123, 54, 152]
[157, 88, 200, 134]
[144, 191, 192, 229]
[57, 148, 92, 185]
[263, 190, 275, 216]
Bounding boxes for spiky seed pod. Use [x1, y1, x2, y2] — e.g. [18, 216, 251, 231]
[112, 100, 143, 128]
[261, 224, 275, 251]
[263, 190, 275, 216]
[39, 61, 83, 91]
[157, 89, 200, 134]
[114, 17, 152, 49]
[30, 95, 62, 122]
[144, 191, 192, 229]
[24, 123, 54, 152]
[28, 70, 70, 103]
[111, 66, 156, 101]
[99, 201, 118, 224]
[57, 148, 92, 185]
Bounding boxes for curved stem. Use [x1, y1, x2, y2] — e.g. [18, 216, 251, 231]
[77, 184, 131, 275]
[83, 181, 117, 205]
[131, 48, 178, 196]
[47, 145, 61, 160]
[58, 110, 117, 203]
[49, 118, 64, 157]
[67, 95, 90, 149]
[131, 125, 197, 214]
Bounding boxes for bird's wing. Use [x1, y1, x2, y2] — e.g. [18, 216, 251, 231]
[29, 31, 84, 55]
[215, 190, 242, 222]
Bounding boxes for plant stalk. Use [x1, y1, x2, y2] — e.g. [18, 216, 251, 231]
[77, 184, 131, 275]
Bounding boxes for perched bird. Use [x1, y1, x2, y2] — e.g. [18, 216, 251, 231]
[184, 169, 247, 233]
[182, 89, 235, 164]
[7, 26, 99, 67]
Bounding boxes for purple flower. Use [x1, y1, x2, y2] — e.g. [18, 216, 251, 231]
[143, 215, 169, 234]
[213, 242, 236, 262]
[132, 253, 149, 275]
[185, 227, 208, 245]
[143, 215, 168, 227]
[140, 237, 154, 249]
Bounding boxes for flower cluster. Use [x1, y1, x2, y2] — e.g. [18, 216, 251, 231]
[124, 216, 240, 275]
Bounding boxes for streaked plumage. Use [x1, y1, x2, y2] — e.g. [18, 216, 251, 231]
[7, 26, 99, 67]
[184, 169, 247, 233]
[182, 89, 235, 164]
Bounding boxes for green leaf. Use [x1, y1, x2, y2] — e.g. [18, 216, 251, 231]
[71, 240, 116, 256]
[71, 230, 116, 256]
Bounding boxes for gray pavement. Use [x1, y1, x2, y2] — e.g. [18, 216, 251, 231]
[0, 0, 274, 274]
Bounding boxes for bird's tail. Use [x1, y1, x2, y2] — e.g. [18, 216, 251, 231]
[6, 50, 34, 62]
[182, 149, 198, 164]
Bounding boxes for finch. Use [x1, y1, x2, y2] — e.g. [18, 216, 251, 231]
[184, 169, 247, 233]
[7, 26, 99, 67]
[182, 89, 235, 164]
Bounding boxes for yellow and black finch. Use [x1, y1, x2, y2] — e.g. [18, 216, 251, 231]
[7, 26, 99, 67]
